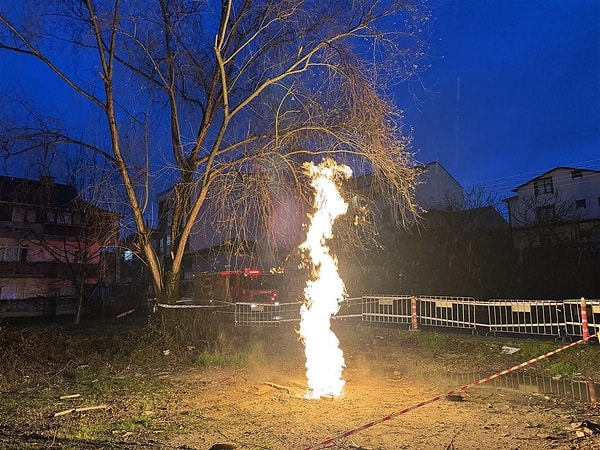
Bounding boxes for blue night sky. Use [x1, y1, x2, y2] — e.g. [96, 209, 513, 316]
[0, 0, 599, 201]
[400, 0, 600, 199]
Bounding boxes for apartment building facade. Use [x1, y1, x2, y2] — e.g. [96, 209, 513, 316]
[0, 176, 115, 310]
[504, 167, 600, 249]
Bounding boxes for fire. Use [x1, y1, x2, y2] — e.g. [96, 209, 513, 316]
[299, 158, 352, 399]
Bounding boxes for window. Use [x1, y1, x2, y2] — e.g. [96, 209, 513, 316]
[19, 245, 28, 262]
[536, 205, 555, 224]
[0, 244, 19, 262]
[0, 283, 24, 300]
[533, 177, 553, 196]
[11, 207, 36, 222]
[47, 210, 73, 224]
[575, 199, 587, 209]
[571, 169, 583, 179]
[57, 212, 72, 224]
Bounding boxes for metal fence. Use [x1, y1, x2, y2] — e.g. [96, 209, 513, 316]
[361, 295, 413, 325]
[234, 297, 363, 327]
[361, 295, 598, 340]
[563, 298, 600, 337]
[417, 296, 478, 330]
[232, 294, 599, 340]
[483, 299, 563, 337]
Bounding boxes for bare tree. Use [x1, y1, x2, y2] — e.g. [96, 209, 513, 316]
[507, 191, 582, 248]
[462, 184, 507, 218]
[32, 199, 119, 324]
[0, 0, 429, 304]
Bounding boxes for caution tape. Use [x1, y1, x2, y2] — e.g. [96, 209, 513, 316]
[303, 333, 597, 450]
[156, 302, 231, 309]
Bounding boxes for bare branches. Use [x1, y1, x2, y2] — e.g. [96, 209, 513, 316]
[0, 12, 104, 109]
[0, 0, 431, 302]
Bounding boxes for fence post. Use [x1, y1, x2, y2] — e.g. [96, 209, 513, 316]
[588, 381, 597, 405]
[411, 296, 419, 331]
[581, 297, 589, 341]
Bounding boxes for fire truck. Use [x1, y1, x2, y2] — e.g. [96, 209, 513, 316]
[191, 268, 280, 303]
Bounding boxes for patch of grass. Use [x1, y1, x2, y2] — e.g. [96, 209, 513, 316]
[196, 350, 248, 368]
[393, 329, 465, 357]
[64, 326, 165, 369]
[506, 341, 558, 360]
[62, 415, 153, 441]
[88, 374, 167, 397]
[194, 330, 249, 368]
[545, 361, 578, 377]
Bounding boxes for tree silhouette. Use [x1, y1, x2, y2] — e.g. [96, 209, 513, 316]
[0, 0, 430, 306]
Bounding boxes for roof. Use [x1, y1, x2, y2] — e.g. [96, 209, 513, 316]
[511, 166, 600, 192]
[420, 161, 464, 189]
[0, 176, 78, 208]
[349, 161, 463, 191]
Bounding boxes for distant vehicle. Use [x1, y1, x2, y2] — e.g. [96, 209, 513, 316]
[191, 268, 281, 303]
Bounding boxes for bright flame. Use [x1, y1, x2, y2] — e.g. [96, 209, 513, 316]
[299, 158, 352, 399]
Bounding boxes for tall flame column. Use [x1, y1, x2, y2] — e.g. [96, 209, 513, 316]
[299, 158, 352, 399]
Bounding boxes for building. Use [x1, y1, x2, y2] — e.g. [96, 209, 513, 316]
[0, 175, 117, 316]
[351, 161, 466, 235]
[155, 176, 299, 285]
[503, 167, 600, 249]
[414, 161, 465, 212]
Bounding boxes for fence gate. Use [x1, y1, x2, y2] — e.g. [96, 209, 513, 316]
[563, 298, 600, 339]
[477, 299, 563, 337]
[234, 302, 282, 327]
[417, 296, 477, 331]
[362, 295, 413, 326]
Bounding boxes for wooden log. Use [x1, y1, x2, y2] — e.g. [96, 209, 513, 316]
[54, 404, 109, 417]
[59, 394, 81, 400]
[263, 382, 292, 394]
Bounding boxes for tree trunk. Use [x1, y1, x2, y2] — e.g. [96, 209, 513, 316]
[74, 277, 84, 325]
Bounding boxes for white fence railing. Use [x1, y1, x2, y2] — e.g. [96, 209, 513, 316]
[232, 295, 599, 340]
[361, 295, 413, 325]
[361, 295, 599, 339]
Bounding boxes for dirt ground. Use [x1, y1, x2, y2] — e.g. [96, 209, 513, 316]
[2, 322, 600, 449]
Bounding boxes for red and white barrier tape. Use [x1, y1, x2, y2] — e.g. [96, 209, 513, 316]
[303, 333, 597, 450]
[156, 302, 230, 309]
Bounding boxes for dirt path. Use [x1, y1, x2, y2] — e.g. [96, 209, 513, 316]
[159, 334, 600, 450]
[2, 324, 600, 449]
